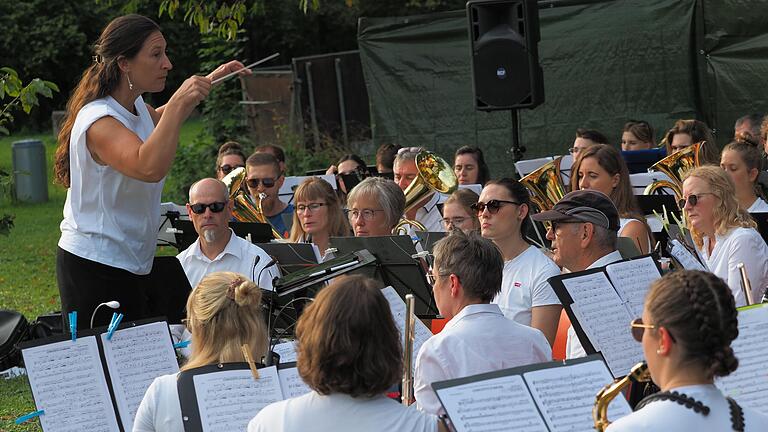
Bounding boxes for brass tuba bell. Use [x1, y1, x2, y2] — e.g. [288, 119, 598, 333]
[643, 141, 704, 200]
[394, 151, 458, 234]
[520, 156, 567, 212]
[221, 167, 284, 239]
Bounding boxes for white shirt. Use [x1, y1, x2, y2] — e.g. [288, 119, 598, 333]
[565, 250, 624, 359]
[698, 227, 768, 306]
[133, 373, 184, 432]
[607, 384, 768, 432]
[59, 95, 162, 275]
[748, 197, 768, 213]
[415, 193, 445, 233]
[492, 245, 561, 326]
[414, 303, 551, 415]
[176, 229, 278, 290]
[247, 391, 437, 432]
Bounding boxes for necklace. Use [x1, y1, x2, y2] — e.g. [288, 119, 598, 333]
[636, 390, 744, 432]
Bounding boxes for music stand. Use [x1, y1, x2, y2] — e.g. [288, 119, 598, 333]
[414, 231, 447, 253]
[170, 220, 274, 252]
[621, 147, 666, 174]
[635, 195, 678, 218]
[255, 242, 321, 274]
[329, 235, 439, 317]
[274, 250, 377, 297]
[146, 256, 192, 324]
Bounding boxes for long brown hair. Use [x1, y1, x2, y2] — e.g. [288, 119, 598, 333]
[54, 14, 161, 187]
[288, 177, 351, 242]
[662, 119, 720, 165]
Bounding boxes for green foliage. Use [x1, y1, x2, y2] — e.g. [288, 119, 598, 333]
[0, 68, 59, 136]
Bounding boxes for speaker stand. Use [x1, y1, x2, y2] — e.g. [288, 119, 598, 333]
[509, 109, 526, 163]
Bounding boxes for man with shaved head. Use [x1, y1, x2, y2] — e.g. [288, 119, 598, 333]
[176, 178, 277, 290]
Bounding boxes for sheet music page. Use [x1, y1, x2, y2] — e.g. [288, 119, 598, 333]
[435, 374, 547, 432]
[277, 366, 312, 399]
[194, 365, 283, 432]
[273, 341, 297, 363]
[523, 359, 632, 432]
[381, 286, 433, 369]
[604, 257, 661, 318]
[21, 336, 121, 432]
[100, 321, 180, 431]
[669, 239, 707, 271]
[716, 304, 768, 414]
[562, 272, 642, 376]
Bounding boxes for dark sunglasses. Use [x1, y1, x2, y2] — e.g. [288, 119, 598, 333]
[189, 201, 227, 214]
[246, 177, 277, 189]
[678, 192, 714, 209]
[219, 164, 244, 175]
[630, 318, 676, 343]
[470, 199, 521, 215]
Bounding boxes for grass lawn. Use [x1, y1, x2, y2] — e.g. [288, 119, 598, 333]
[0, 119, 206, 431]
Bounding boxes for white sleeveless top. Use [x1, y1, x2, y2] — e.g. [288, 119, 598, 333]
[59, 96, 162, 275]
[619, 217, 652, 252]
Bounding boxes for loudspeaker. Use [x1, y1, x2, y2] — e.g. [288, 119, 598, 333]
[467, 0, 544, 111]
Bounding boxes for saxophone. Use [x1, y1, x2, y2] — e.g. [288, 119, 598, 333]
[593, 362, 650, 431]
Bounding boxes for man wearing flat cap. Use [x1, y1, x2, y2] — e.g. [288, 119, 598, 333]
[532, 189, 623, 358]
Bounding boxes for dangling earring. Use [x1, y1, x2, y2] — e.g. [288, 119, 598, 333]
[127, 73, 134, 91]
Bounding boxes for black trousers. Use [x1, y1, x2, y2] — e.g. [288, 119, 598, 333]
[56, 247, 149, 331]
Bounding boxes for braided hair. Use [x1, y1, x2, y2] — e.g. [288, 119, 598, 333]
[645, 270, 739, 378]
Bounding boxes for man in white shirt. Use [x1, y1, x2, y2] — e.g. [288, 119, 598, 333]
[531, 190, 623, 359]
[393, 147, 445, 232]
[177, 178, 278, 290]
[413, 231, 551, 415]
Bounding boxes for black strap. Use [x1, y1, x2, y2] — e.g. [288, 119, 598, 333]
[637, 391, 746, 431]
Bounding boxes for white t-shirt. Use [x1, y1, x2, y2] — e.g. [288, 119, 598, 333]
[176, 229, 279, 290]
[414, 303, 551, 415]
[748, 197, 768, 212]
[59, 95, 162, 275]
[607, 384, 768, 432]
[492, 245, 561, 326]
[133, 373, 184, 432]
[247, 391, 437, 432]
[698, 227, 768, 306]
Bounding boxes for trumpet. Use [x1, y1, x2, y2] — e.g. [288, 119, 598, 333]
[402, 294, 416, 406]
[593, 362, 650, 431]
[221, 167, 284, 239]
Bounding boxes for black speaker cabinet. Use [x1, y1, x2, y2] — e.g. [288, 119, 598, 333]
[467, 0, 544, 111]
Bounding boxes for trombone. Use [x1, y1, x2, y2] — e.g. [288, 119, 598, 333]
[402, 294, 416, 406]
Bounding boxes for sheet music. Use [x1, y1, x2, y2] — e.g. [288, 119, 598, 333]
[562, 272, 642, 376]
[435, 374, 547, 432]
[277, 366, 312, 399]
[21, 336, 120, 432]
[273, 341, 298, 363]
[604, 257, 660, 318]
[523, 359, 632, 432]
[381, 286, 433, 369]
[716, 304, 768, 414]
[100, 321, 180, 431]
[193, 366, 283, 432]
[669, 239, 707, 271]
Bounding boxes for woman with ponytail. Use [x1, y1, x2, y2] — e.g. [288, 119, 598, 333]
[54, 14, 249, 329]
[607, 270, 768, 431]
[134, 272, 269, 432]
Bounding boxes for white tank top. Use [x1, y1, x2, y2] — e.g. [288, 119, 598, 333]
[59, 96, 162, 275]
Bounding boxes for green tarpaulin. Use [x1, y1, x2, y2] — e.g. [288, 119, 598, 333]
[357, 0, 768, 176]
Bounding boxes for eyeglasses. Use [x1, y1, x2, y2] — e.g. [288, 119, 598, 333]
[246, 177, 277, 189]
[470, 199, 521, 215]
[397, 146, 423, 155]
[442, 217, 470, 226]
[219, 164, 244, 175]
[678, 192, 714, 209]
[630, 318, 676, 343]
[344, 208, 384, 221]
[296, 203, 326, 214]
[189, 201, 227, 214]
[426, 270, 450, 286]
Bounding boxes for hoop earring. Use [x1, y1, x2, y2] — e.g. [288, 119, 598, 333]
[127, 74, 134, 91]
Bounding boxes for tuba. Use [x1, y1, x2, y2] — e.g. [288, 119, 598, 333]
[593, 362, 650, 431]
[221, 167, 284, 239]
[520, 156, 567, 212]
[401, 294, 416, 405]
[394, 151, 458, 234]
[643, 141, 704, 200]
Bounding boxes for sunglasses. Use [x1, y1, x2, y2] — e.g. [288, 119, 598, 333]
[678, 192, 714, 209]
[470, 199, 521, 215]
[190, 201, 227, 214]
[219, 164, 244, 175]
[630, 318, 676, 343]
[246, 177, 277, 189]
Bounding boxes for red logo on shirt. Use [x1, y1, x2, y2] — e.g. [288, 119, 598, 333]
[514, 282, 521, 287]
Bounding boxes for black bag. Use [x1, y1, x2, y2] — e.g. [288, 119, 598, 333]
[0, 310, 29, 371]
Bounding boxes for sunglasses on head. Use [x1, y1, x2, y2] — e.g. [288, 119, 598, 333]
[219, 164, 244, 175]
[246, 177, 277, 189]
[678, 192, 714, 209]
[630, 318, 676, 343]
[190, 201, 227, 214]
[470, 199, 520, 215]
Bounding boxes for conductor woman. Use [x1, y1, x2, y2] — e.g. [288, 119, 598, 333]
[53, 14, 249, 328]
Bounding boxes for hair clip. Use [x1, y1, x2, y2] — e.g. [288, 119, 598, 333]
[15, 409, 44, 425]
[68, 311, 77, 342]
[106, 313, 123, 341]
[227, 277, 244, 299]
[92, 54, 103, 64]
